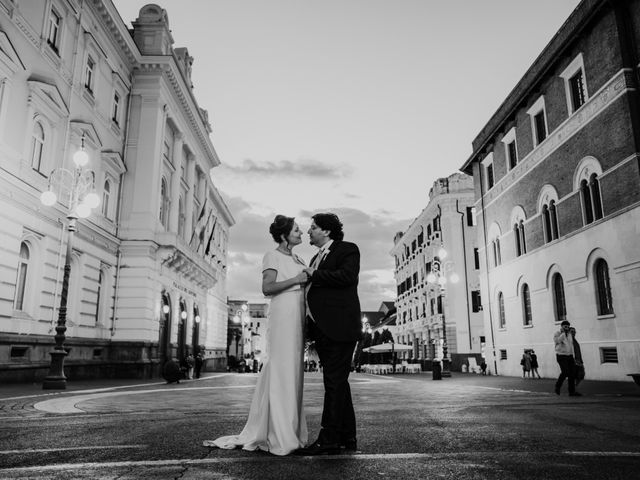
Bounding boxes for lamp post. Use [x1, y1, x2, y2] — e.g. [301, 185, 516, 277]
[426, 246, 459, 378]
[41, 138, 99, 389]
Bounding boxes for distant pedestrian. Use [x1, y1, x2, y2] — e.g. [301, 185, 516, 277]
[186, 354, 195, 379]
[554, 320, 581, 396]
[570, 328, 585, 387]
[163, 358, 181, 384]
[480, 360, 487, 375]
[530, 350, 541, 378]
[520, 350, 532, 378]
[194, 351, 204, 379]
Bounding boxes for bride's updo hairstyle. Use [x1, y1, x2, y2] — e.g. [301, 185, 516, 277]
[269, 215, 295, 243]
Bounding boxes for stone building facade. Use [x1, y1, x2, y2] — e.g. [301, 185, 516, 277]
[461, 0, 640, 380]
[390, 173, 484, 370]
[0, 1, 233, 382]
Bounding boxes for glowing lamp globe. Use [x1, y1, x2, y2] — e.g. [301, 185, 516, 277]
[162, 304, 170, 314]
[73, 149, 89, 167]
[195, 315, 201, 323]
[180, 310, 187, 320]
[437, 248, 448, 259]
[426, 272, 437, 283]
[83, 192, 100, 209]
[40, 190, 57, 206]
[76, 203, 91, 218]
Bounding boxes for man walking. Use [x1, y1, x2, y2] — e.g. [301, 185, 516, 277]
[553, 320, 581, 396]
[300, 213, 361, 455]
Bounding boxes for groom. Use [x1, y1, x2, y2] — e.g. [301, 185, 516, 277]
[299, 212, 362, 455]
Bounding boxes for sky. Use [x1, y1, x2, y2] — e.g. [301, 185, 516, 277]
[112, 0, 581, 310]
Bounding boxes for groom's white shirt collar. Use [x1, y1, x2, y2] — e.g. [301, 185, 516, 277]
[319, 239, 333, 255]
[315, 239, 333, 264]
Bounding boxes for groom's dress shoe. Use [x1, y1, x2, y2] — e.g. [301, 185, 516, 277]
[340, 438, 357, 452]
[295, 440, 341, 456]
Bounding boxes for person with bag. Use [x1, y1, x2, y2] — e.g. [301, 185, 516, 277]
[570, 327, 585, 386]
[520, 350, 532, 378]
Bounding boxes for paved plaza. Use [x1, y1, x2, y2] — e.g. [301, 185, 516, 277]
[1, 372, 639, 479]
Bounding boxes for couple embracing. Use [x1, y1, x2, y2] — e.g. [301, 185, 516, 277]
[204, 213, 361, 456]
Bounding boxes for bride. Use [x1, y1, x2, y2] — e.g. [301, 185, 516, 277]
[203, 215, 309, 456]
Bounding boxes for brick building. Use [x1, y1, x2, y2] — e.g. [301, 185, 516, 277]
[461, 0, 640, 380]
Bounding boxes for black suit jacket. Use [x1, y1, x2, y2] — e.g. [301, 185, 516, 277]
[307, 240, 362, 342]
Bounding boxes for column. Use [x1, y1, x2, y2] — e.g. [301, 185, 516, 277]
[169, 132, 184, 233]
[185, 156, 196, 237]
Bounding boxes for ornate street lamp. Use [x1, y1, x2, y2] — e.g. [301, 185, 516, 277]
[426, 246, 459, 378]
[41, 137, 99, 389]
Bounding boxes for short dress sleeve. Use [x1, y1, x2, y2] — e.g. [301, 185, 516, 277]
[262, 250, 279, 273]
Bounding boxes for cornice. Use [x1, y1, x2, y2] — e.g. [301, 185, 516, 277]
[87, 0, 139, 67]
[136, 59, 219, 169]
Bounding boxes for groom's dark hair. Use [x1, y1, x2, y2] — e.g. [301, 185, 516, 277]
[312, 213, 344, 241]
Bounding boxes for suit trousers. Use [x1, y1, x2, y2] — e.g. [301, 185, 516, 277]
[311, 322, 357, 444]
[555, 354, 576, 394]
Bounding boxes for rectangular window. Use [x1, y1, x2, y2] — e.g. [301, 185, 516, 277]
[112, 92, 121, 125]
[569, 70, 586, 111]
[436, 295, 443, 314]
[473, 248, 480, 270]
[84, 56, 95, 93]
[600, 347, 618, 364]
[534, 111, 547, 144]
[10, 346, 29, 359]
[471, 290, 482, 312]
[47, 9, 61, 52]
[507, 141, 517, 169]
[500, 349, 507, 360]
[466, 206, 477, 226]
[561, 54, 588, 115]
[486, 163, 494, 189]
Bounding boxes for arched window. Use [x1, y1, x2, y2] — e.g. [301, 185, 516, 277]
[31, 121, 45, 172]
[522, 283, 532, 326]
[552, 273, 567, 322]
[589, 173, 603, 221]
[498, 292, 506, 328]
[95, 270, 103, 323]
[594, 259, 613, 315]
[513, 224, 521, 256]
[160, 177, 170, 228]
[519, 221, 527, 254]
[178, 196, 185, 239]
[580, 179, 594, 225]
[102, 180, 111, 218]
[491, 239, 499, 267]
[549, 200, 559, 239]
[14, 242, 30, 310]
[542, 205, 551, 243]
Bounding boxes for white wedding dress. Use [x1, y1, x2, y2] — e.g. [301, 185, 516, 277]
[203, 250, 308, 456]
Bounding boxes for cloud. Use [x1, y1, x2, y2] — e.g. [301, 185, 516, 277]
[223, 158, 352, 179]
[224, 203, 412, 309]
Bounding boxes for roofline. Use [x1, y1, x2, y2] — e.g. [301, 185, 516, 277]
[460, 0, 606, 174]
